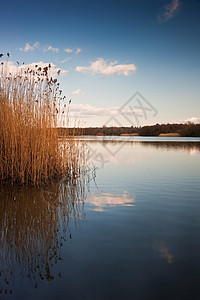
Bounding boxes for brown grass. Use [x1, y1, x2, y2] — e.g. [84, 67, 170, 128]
[0, 56, 83, 186]
[120, 133, 139, 136]
[159, 133, 180, 137]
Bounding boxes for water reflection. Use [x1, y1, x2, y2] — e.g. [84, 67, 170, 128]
[139, 141, 200, 153]
[153, 240, 174, 264]
[98, 140, 200, 153]
[0, 178, 87, 296]
[87, 191, 135, 212]
[83, 140, 200, 167]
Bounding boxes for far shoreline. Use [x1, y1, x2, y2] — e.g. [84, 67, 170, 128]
[57, 122, 200, 138]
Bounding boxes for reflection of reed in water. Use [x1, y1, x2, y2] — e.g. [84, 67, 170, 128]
[0, 177, 87, 295]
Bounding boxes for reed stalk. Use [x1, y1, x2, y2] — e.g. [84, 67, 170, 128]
[0, 55, 82, 185]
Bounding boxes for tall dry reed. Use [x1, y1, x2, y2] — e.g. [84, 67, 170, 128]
[0, 54, 83, 185]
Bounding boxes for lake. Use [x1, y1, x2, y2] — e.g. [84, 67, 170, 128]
[1, 136, 200, 300]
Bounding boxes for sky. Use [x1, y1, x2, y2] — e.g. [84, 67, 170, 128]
[1, 0, 200, 127]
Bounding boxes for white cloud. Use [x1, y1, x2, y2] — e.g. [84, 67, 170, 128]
[64, 47, 82, 55]
[68, 104, 119, 117]
[174, 117, 200, 124]
[76, 58, 137, 76]
[62, 57, 72, 63]
[75, 48, 82, 55]
[56, 103, 148, 127]
[159, 0, 180, 22]
[44, 45, 59, 53]
[185, 117, 200, 124]
[71, 88, 85, 95]
[2, 61, 68, 77]
[64, 48, 73, 53]
[62, 103, 140, 118]
[19, 42, 39, 52]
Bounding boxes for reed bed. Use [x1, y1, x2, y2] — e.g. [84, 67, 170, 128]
[0, 54, 83, 185]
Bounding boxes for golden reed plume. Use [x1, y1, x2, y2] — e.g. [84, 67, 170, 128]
[0, 54, 84, 185]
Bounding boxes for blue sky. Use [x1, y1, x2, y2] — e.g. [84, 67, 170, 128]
[1, 0, 200, 127]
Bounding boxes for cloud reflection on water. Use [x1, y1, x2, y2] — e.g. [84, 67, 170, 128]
[87, 191, 135, 212]
[81, 138, 200, 168]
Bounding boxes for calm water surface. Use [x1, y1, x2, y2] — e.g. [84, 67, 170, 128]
[1, 137, 200, 300]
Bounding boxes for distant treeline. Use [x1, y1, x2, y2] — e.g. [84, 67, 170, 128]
[57, 123, 200, 137]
